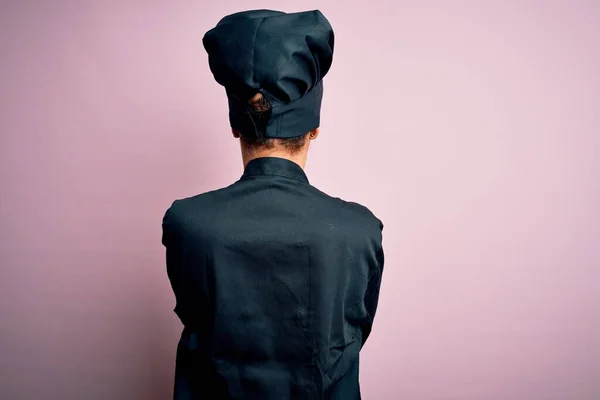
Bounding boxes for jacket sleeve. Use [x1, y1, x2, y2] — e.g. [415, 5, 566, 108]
[162, 203, 185, 323]
[360, 220, 385, 349]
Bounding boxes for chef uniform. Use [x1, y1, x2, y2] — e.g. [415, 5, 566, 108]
[162, 9, 385, 400]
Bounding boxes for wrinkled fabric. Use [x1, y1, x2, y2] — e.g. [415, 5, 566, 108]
[202, 10, 335, 139]
[162, 157, 384, 399]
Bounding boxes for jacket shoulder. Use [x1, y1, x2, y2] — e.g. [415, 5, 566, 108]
[307, 186, 383, 235]
[343, 200, 383, 229]
[315, 187, 383, 229]
[164, 183, 236, 213]
[162, 184, 234, 227]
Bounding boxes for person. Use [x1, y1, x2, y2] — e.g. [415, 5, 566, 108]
[161, 9, 385, 400]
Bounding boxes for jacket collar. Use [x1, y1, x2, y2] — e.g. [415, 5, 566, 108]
[240, 157, 309, 184]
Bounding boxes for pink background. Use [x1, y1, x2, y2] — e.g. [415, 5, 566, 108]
[1, 1, 599, 399]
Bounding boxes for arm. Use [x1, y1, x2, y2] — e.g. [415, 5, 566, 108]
[360, 220, 385, 349]
[163, 204, 217, 394]
[162, 202, 211, 329]
[162, 203, 186, 323]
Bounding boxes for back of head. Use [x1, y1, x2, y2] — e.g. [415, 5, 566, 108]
[202, 9, 335, 154]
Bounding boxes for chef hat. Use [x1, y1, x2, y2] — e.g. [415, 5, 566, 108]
[202, 9, 335, 139]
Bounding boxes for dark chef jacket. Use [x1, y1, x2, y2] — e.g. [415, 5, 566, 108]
[162, 156, 385, 399]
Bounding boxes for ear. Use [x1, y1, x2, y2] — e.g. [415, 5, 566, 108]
[309, 128, 320, 140]
[232, 129, 241, 138]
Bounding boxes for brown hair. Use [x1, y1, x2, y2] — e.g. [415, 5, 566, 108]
[240, 93, 309, 154]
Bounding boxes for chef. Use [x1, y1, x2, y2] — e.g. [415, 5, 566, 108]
[162, 9, 385, 399]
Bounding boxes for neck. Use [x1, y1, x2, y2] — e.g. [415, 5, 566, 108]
[241, 148, 308, 170]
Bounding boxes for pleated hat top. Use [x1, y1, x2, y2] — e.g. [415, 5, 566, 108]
[203, 9, 335, 138]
